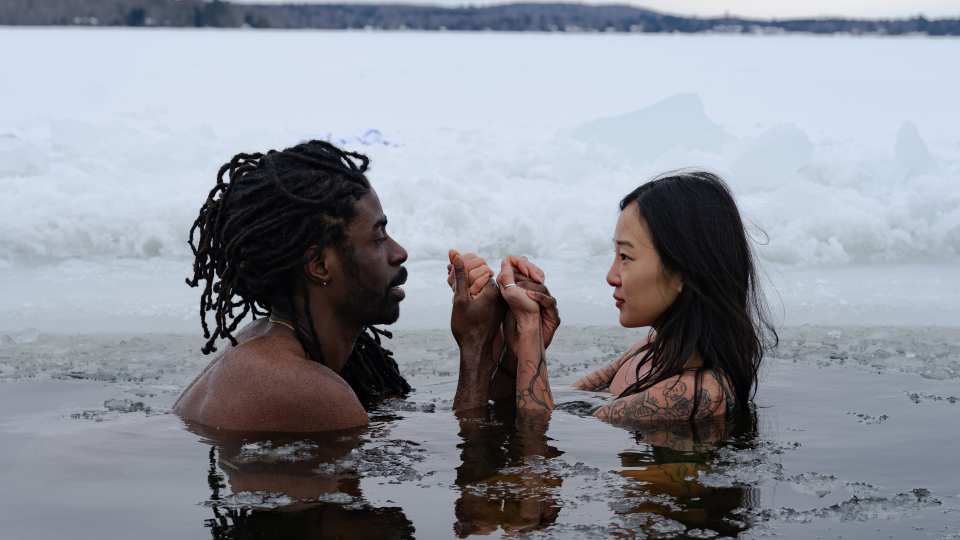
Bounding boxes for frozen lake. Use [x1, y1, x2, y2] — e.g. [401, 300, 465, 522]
[0, 28, 958, 331]
[1, 28, 959, 540]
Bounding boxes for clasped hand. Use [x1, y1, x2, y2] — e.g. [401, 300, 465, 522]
[448, 250, 559, 350]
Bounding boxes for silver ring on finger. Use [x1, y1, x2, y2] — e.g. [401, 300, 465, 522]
[503, 283, 518, 289]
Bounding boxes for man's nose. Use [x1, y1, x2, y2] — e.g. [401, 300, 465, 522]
[390, 238, 408, 266]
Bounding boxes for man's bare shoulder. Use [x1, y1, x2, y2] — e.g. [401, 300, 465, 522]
[178, 333, 368, 432]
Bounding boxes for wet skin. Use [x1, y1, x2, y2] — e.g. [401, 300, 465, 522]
[173, 190, 408, 432]
[454, 226, 733, 426]
[585, 202, 734, 423]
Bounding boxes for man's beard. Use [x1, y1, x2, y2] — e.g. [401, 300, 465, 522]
[349, 274, 403, 325]
[341, 247, 406, 325]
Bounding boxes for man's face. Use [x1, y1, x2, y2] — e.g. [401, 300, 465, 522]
[334, 189, 408, 325]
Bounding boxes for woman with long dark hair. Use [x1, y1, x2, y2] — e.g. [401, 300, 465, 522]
[450, 170, 776, 424]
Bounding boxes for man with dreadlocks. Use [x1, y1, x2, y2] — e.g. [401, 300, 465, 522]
[173, 140, 412, 432]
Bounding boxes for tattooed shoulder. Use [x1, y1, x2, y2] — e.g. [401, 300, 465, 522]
[593, 370, 729, 424]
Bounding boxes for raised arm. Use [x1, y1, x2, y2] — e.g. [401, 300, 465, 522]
[449, 250, 505, 413]
[490, 268, 560, 405]
[498, 258, 554, 421]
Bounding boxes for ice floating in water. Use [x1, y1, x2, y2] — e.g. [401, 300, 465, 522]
[749, 488, 941, 524]
[775, 327, 960, 381]
[236, 441, 322, 464]
[103, 398, 151, 414]
[70, 399, 153, 422]
[846, 411, 890, 425]
[1, 328, 39, 345]
[202, 491, 296, 510]
[907, 392, 959, 404]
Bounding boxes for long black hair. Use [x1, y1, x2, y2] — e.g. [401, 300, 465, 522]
[186, 140, 410, 409]
[616, 170, 776, 418]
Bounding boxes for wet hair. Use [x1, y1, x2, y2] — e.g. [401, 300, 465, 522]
[616, 170, 777, 419]
[186, 140, 410, 409]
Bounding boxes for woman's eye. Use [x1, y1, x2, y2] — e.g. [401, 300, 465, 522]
[619, 253, 631, 262]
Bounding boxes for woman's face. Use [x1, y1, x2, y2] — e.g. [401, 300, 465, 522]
[607, 202, 682, 328]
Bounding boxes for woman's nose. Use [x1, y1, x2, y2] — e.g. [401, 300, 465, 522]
[606, 259, 621, 287]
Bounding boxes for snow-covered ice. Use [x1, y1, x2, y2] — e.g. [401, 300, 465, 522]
[0, 28, 957, 331]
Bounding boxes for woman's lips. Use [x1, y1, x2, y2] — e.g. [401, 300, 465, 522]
[614, 297, 624, 309]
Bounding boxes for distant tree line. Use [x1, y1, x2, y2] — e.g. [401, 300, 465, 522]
[1, 0, 958, 36]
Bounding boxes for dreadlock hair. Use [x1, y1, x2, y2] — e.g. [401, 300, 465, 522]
[615, 170, 777, 420]
[186, 140, 411, 409]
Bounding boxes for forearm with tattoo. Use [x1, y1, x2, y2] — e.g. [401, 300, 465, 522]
[515, 326, 553, 419]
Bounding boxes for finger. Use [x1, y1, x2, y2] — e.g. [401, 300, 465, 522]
[515, 276, 547, 294]
[468, 265, 490, 285]
[497, 257, 517, 288]
[450, 250, 468, 303]
[506, 255, 540, 284]
[461, 252, 485, 272]
[523, 259, 546, 284]
[514, 256, 545, 284]
[469, 268, 494, 296]
[526, 290, 557, 310]
[446, 264, 454, 288]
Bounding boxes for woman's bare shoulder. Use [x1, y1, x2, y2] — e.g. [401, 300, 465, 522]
[594, 367, 730, 424]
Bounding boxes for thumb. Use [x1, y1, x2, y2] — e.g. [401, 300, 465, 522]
[526, 290, 557, 310]
[449, 249, 468, 303]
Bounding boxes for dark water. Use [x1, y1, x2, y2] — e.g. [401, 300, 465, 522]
[1, 326, 959, 539]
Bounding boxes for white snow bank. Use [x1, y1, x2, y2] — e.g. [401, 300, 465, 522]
[0, 29, 957, 329]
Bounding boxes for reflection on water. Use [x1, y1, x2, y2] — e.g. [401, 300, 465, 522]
[186, 406, 757, 540]
[453, 407, 562, 536]
[187, 422, 416, 540]
[449, 405, 758, 539]
[613, 413, 758, 538]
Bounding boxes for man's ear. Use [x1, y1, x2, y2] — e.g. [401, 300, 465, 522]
[303, 245, 334, 287]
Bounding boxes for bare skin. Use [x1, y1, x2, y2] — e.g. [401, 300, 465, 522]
[447, 254, 558, 407]
[574, 340, 736, 424]
[449, 249, 504, 413]
[173, 320, 369, 432]
[496, 258, 554, 421]
[454, 250, 734, 426]
[174, 190, 408, 432]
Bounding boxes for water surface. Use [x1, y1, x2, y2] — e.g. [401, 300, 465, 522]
[1, 326, 958, 539]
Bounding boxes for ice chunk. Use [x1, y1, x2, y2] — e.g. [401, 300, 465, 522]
[572, 93, 729, 160]
[894, 121, 935, 175]
[730, 124, 813, 190]
[0, 134, 46, 178]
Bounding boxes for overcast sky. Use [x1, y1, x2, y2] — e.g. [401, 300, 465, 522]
[240, 0, 960, 19]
